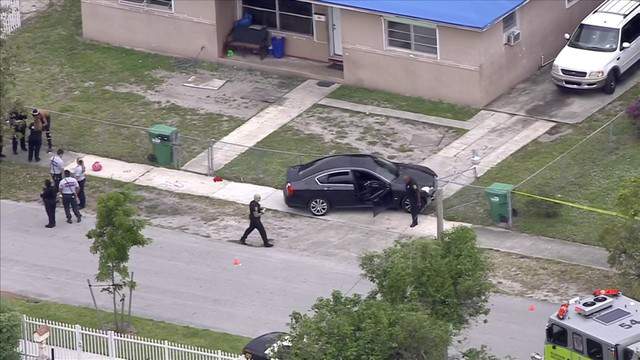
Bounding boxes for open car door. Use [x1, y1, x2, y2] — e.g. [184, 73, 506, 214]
[366, 181, 392, 217]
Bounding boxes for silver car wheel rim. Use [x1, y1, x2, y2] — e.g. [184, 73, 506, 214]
[310, 199, 328, 215]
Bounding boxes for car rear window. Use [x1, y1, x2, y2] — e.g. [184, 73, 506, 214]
[318, 171, 352, 185]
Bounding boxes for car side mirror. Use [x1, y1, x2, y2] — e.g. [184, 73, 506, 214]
[564, 33, 570, 40]
[622, 42, 631, 49]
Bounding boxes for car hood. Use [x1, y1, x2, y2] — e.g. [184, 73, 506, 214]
[554, 45, 614, 72]
[394, 163, 437, 187]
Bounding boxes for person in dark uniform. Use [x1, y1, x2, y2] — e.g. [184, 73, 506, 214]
[41, 179, 57, 228]
[27, 120, 43, 162]
[32, 109, 52, 153]
[404, 175, 422, 228]
[8, 110, 28, 154]
[240, 194, 273, 247]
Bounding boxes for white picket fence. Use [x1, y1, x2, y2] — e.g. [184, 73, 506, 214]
[0, 0, 21, 36]
[20, 315, 243, 360]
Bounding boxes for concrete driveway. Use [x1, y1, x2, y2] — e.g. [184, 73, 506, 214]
[488, 63, 640, 124]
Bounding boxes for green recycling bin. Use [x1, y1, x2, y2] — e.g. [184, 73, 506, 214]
[485, 182, 513, 223]
[148, 124, 178, 166]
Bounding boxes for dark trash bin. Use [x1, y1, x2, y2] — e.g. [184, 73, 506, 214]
[148, 124, 178, 166]
[485, 182, 513, 223]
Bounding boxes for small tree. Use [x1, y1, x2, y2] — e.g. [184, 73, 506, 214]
[0, 302, 21, 360]
[600, 176, 640, 299]
[360, 226, 492, 331]
[281, 291, 451, 360]
[87, 189, 151, 331]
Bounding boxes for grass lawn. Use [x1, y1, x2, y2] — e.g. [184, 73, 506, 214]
[216, 124, 357, 188]
[0, 160, 243, 219]
[328, 85, 479, 121]
[1, 294, 249, 354]
[445, 84, 640, 246]
[4, 0, 243, 164]
[0, 159, 121, 206]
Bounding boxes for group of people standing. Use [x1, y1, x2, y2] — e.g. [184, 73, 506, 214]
[40, 148, 86, 228]
[4, 108, 53, 162]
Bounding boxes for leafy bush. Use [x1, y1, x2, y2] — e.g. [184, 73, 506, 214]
[360, 227, 492, 331]
[0, 302, 22, 360]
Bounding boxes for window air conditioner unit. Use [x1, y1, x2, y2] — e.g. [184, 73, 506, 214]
[506, 29, 521, 46]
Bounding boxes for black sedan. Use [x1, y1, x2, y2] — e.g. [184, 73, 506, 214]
[241, 332, 289, 360]
[283, 154, 438, 216]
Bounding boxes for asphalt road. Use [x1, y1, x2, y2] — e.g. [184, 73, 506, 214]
[1, 200, 556, 359]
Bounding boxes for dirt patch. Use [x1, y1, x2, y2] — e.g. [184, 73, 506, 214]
[129, 187, 400, 264]
[290, 106, 462, 164]
[106, 69, 302, 120]
[487, 250, 618, 303]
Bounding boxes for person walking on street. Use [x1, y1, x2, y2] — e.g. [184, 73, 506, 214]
[8, 110, 28, 154]
[240, 194, 273, 247]
[74, 158, 86, 209]
[404, 175, 421, 228]
[50, 149, 64, 191]
[32, 109, 53, 153]
[59, 170, 82, 224]
[27, 120, 43, 162]
[41, 179, 57, 228]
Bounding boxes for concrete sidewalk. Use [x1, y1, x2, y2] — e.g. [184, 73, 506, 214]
[473, 226, 609, 270]
[317, 98, 478, 130]
[182, 79, 339, 174]
[61, 154, 610, 270]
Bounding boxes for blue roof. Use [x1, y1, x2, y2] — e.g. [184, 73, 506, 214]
[315, 0, 527, 30]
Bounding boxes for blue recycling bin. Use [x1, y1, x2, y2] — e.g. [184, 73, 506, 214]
[271, 36, 285, 58]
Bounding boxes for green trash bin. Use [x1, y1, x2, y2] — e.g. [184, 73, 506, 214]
[485, 182, 513, 223]
[148, 124, 178, 166]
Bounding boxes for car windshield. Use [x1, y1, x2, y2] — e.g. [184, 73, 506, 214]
[568, 24, 619, 52]
[373, 157, 398, 181]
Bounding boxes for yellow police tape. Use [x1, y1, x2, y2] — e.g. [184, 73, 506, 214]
[511, 190, 629, 219]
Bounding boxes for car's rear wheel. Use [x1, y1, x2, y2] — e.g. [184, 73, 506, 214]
[308, 198, 330, 216]
[603, 71, 616, 94]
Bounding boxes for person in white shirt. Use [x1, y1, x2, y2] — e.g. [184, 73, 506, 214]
[50, 149, 64, 191]
[74, 158, 86, 209]
[59, 170, 82, 224]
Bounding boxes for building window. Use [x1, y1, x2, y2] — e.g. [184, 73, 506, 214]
[385, 19, 437, 56]
[242, 0, 313, 35]
[120, 0, 173, 11]
[502, 11, 517, 32]
[566, 0, 582, 8]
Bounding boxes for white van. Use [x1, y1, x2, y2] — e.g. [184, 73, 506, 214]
[551, 0, 640, 94]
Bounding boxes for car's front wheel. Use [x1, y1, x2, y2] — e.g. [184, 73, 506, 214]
[308, 197, 330, 216]
[603, 71, 617, 94]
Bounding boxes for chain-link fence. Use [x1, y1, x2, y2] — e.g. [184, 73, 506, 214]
[9, 107, 326, 189]
[443, 107, 639, 245]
